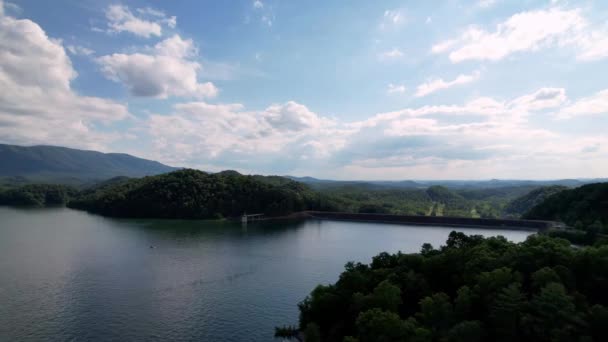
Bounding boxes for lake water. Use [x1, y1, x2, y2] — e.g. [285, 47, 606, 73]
[0, 207, 532, 341]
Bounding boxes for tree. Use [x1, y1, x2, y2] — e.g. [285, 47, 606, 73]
[371, 280, 401, 313]
[590, 305, 608, 342]
[453, 286, 474, 321]
[522, 282, 586, 341]
[446, 320, 484, 342]
[490, 283, 525, 341]
[530, 267, 561, 292]
[304, 323, 321, 342]
[417, 293, 453, 337]
[287, 233, 608, 341]
[356, 309, 416, 342]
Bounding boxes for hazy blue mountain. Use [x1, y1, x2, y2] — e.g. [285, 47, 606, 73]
[285, 176, 423, 189]
[287, 175, 607, 190]
[0, 144, 177, 184]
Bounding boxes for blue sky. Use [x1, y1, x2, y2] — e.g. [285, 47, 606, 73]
[1, 0, 607, 179]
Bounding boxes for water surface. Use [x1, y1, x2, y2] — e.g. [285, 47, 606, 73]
[0, 207, 531, 341]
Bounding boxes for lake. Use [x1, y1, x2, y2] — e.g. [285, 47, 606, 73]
[0, 207, 532, 341]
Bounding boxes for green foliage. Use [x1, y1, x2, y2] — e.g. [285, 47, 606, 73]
[274, 325, 299, 339]
[0, 184, 77, 206]
[315, 184, 541, 218]
[446, 320, 484, 342]
[504, 185, 567, 218]
[67, 169, 320, 219]
[521, 282, 587, 341]
[305, 322, 321, 342]
[524, 182, 608, 228]
[292, 233, 608, 341]
[356, 309, 424, 342]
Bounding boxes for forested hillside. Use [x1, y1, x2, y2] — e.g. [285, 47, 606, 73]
[67, 169, 322, 219]
[0, 184, 77, 206]
[278, 232, 608, 341]
[524, 183, 608, 226]
[314, 184, 543, 218]
[503, 185, 568, 218]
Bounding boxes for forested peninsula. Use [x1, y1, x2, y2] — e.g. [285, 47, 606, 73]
[66, 169, 323, 219]
[277, 232, 608, 342]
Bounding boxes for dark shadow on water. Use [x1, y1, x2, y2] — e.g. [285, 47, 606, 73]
[100, 214, 313, 240]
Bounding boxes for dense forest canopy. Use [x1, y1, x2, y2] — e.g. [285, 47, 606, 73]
[503, 185, 567, 218]
[281, 232, 608, 342]
[66, 169, 323, 219]
[0, 184, 77, 207]
[524, 183, 608, 226]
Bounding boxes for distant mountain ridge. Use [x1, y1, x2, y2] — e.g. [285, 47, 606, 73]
[287, 175, 607, 189]
[0, 144, 177, 183]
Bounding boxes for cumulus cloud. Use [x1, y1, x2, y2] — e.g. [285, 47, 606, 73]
[104, 4, 176, 38]
[146, 101, 347, 169]
[97, 34, 218, 99]
[415, 71, 480, 97]
[105, 4, 161, 37]
[510, 87, 567, 111]
[0, 10, 130, 149]
[66, 45, 95, 56]
[557, 89, 608, 119]
[324, 88, 608, 179]
[253, 1, 263, 9]
[431, 7, 608, 63]
[140, 86, 608, 178]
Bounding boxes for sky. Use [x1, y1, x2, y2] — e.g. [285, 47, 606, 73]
[0, 0, 607, 180]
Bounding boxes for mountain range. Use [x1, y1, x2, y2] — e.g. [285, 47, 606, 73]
[1, 143, 605, 188]
[0, 144, 176, 184]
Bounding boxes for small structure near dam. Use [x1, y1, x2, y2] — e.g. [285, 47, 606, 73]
[241, 213, 265, 223]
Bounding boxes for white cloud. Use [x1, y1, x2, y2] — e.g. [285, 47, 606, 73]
[105, 4, 162, 38]
[104, 5, 177, 38]
[431, 39, 458, 54]
[253, 1, 264, 9]
[387, 83, 406, 94]
[97, 35, 218, 99]
[557, 89, 608, 119]
[415, 71, 480, 97]
[146, 101, 346, 167]
[136, 7, 166, 17]
[0, 10, 130, 149]
[575, 26, 608, 61]
[138, 84, 608, 178]
[433, 8, 590, 62]
[378, 48, 403, 60]
[510, 87, 566, 111]
[66, 45, 95, 56]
